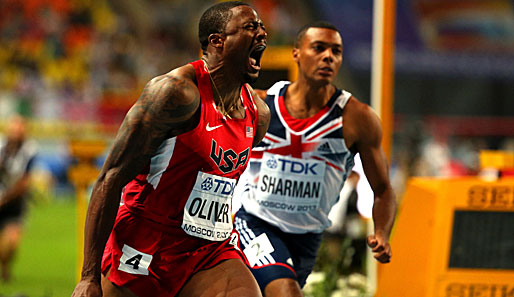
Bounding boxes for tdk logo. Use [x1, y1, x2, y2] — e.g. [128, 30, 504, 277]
[270, 158, 319, 175]
[201, 177, 235, 195]
[201, 178, 213, 191]
[266, 157, 278, 169]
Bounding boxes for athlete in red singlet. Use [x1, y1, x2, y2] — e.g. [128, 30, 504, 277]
[71, 2, 270, 297]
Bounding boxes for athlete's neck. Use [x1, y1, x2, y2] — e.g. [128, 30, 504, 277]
[285, 80, 335, 119]
[201, 56, 243, 117]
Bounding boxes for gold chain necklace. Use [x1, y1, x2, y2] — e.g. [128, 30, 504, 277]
[202, 59, 241, 119]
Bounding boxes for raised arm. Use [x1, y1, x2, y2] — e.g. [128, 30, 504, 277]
[249, 86, 270, 147]
[72, 68, 200, 296]
[349, 98, 397, 263]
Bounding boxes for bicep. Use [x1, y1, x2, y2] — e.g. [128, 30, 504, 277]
[99, 76, 200, 187]
[355, 110, 392, 195]
[98, 107, 157, 187]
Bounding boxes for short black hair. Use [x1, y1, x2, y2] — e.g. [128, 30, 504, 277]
[294, 21, 340, 48]
[198, 1, 250, 53]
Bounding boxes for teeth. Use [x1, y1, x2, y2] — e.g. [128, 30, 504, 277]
[249, 45, 265, 68]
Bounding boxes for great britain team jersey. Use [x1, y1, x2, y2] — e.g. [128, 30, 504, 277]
[237, 81, 355, 234]
[122, 60, 259, 241]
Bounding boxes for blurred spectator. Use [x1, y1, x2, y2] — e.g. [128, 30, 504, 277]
[326, 171, 360, 234]
[0, 0, 317, 130]
[0, 115, 37, 282]
[416, 135, 452, 176]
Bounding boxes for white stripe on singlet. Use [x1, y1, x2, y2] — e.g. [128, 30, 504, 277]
[146, 137, 176, 189]
[235, 217, 255, 246]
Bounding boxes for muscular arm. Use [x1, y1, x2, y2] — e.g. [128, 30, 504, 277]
[249, 87, 270, 147]
[349, 98, 397, 263]
[74, 69, 200, 294]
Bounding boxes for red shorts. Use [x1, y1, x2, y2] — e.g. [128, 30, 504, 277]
[101, 205, 244, 297]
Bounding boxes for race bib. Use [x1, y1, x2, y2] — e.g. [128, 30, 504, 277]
[118, 244, 152, 275]
[256, 153, 325, 213]
[243, 233, 275, 267]
[182, 172, 235, 241]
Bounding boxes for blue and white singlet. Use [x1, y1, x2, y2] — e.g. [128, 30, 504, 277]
[237, 81, 356, 234]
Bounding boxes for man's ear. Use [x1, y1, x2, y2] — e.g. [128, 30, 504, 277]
[208, 33, 224, 49]
[292, 48, 299, 63]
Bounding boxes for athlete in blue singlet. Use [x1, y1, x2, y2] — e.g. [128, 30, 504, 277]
[233, 21, 397, 297]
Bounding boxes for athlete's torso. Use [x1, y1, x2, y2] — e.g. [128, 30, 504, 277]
[238, 81, 355, 233]
[0, 139, 36, 196]
[122, 60, 259, 231]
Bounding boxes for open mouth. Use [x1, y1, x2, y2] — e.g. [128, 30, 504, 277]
[318, 66, 333, 75]
[249, 45, 266, 71]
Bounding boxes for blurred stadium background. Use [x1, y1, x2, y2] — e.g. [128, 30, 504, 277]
[0, 0, 513, 296]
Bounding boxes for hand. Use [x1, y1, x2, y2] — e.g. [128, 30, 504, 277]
[71, 279, 102, 297]
[367, 233, 391, 263]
